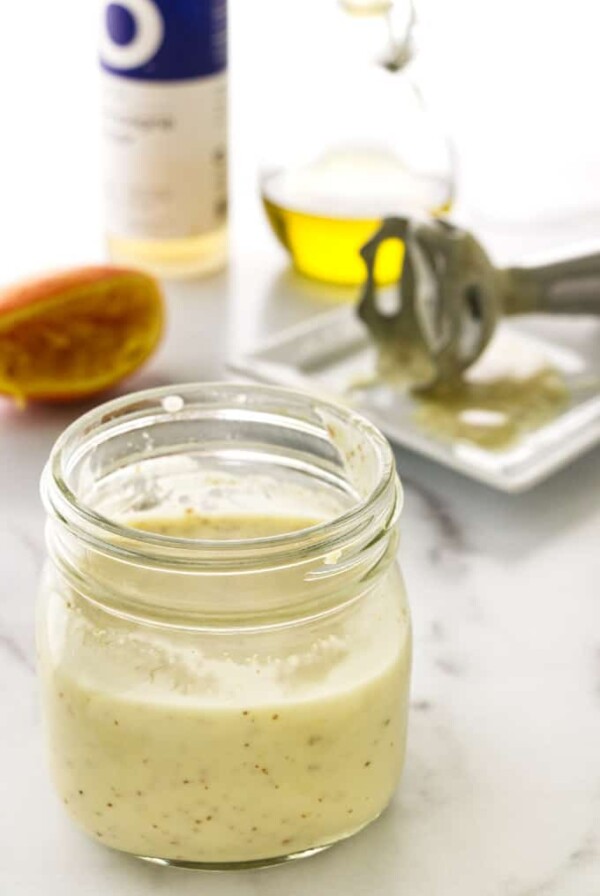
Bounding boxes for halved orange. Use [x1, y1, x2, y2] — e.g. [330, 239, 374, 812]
[0, 266, 164, 404]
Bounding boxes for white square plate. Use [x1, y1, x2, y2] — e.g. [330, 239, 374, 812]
[230, 308, 600, 492]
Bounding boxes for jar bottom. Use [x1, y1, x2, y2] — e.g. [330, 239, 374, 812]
[127, 812, 385, 871]
[138, 842, 332, 871]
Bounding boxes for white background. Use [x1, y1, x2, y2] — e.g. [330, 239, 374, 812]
[0, 0, 599, 286]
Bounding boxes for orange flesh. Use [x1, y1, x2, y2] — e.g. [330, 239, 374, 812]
[0, 277, 162, 402]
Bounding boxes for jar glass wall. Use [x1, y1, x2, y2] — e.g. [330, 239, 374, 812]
[37, 383, 411, 869]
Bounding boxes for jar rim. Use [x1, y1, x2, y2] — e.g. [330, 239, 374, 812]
[42, 382, 402, 569]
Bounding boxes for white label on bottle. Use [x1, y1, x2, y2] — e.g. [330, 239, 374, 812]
[102, 71, 227, 240]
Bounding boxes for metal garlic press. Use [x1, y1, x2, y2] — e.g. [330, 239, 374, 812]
[358, 217, 600, 391]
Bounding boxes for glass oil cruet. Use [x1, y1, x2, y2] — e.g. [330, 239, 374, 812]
[258, 0, 455, 288]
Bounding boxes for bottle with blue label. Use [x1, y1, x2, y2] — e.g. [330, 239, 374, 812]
[100, 0, 228, 278]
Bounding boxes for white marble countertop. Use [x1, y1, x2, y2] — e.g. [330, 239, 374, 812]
[1, 262, 599, 895]
[1, 1, 600, 892]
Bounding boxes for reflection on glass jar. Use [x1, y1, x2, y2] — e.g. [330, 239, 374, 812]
[37, 383, 411, 869]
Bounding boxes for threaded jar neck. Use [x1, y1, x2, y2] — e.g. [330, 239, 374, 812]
[41, 383, 402, 626]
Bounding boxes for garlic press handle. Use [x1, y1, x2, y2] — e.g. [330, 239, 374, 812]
[505, 250, 600, 316]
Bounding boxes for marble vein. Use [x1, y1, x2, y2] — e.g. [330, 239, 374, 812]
[0, 631, 35, 674]
[511, 831, 599, 896]
[402, 476, 470, 573]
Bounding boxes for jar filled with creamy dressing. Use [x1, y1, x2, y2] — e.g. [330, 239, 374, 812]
[37, 383, 411, 869]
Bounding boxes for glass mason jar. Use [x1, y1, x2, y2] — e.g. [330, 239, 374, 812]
[37, 383, 411, 869]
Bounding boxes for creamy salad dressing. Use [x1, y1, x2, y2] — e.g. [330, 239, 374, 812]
[353, 324, 569, 450]
[41, 513, 410, 865]
[414, 366, 567, 450]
